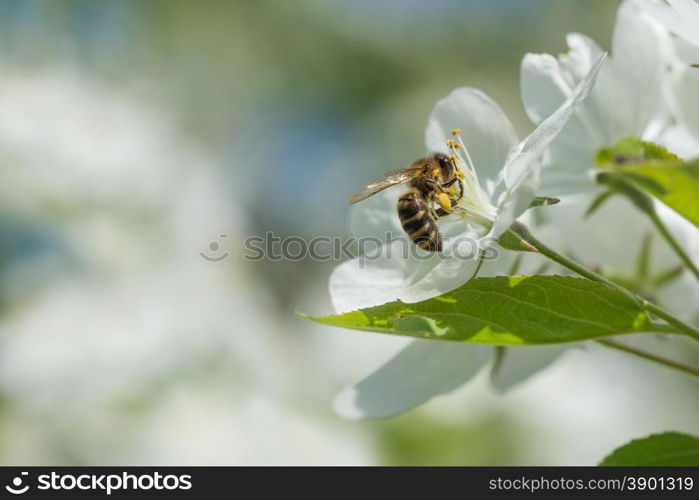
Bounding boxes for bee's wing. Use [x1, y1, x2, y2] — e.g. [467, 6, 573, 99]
[348, 168, 421, 204]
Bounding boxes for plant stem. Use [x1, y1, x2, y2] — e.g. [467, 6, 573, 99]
[510, 222, 699, 343]
[648, 210, 699, 281]
[641, 301, 699, 341]
[597, 339, 699, 379]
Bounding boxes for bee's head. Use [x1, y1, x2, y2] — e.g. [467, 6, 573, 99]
[431, 152, 458, 181]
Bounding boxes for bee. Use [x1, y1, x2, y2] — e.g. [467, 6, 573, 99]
[348, 152, 464, 252]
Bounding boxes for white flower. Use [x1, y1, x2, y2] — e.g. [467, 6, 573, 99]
[328, 56, 604, 419]
[521, 0, 699, 320]
[521, 0, 678, 196]
[330, 55, 605, 314]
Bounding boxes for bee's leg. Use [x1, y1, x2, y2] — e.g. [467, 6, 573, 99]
[433, 197, 458, 218]
[435, 207, 449, 218]
[425, 178, 444, 192]
[440, 178, 464, 203]
[435, 199, 459, 218]
[435, 191, 463, 219]
[427, 196, 444, 219]
[446, 178, 464, 202]
[441, 178, 458, 189]
[435, 192, 453, 212]
[426, 178, 457, 216]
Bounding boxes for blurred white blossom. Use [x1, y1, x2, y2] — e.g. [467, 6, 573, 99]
[642, 0, 699, 48]
[0, 63, 373, 465]
[521, 0, 699, 321]
[521, 0, 681, 195]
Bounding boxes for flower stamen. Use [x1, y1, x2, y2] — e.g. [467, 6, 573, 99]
[444, 130, 498, 228]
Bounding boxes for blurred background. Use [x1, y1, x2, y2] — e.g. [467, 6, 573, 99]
[0, 0, 697, 465]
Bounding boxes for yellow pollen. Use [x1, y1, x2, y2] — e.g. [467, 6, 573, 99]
[452, 143, 460, 149]
[437, 193, 451, 211]
[450, 155, 457, 163]
[451, 128, 461, 136]
[446, 139, 453, 147]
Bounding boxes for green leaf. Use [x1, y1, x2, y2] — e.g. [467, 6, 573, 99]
[497, 229, 538, 253]
[595, 136, 681, 165]
[596, 137, 699, 228]
[595, 173, 656, 215]
[299, 276, 669, 345]
[600, 432, 699, 466]
[529, 196, 560, 208]
[584, 189, 614, 218]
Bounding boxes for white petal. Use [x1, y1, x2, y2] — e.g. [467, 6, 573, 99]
[669, 62, 699, 142]
[667, 0, 699, 35]
[643, 0, 699, 48]
[521, 34, 605, 125]
[657, 197, 699, 318]
[520, 53, 567, 124]
[542, 195, 678, 277]
[544, 196, 640, 275]
[613, 1, 669, 83]
[656, 201, 699, 270]
[329, 239, 496, 313]
[520, 36, 607, 196]
[490, 52, 606, 237]
[347, 187, 403, 240]
[612, 0, 673, 134]
[399, 253, 480, 303]
[425, 88, 518, 187]
[657, 124, 699, 159]
[334, 340, 493, 419]
[490, 345, 570, 392]
[657, 271, 699, 323]
[537, 159, 599, 197]
[521, 39, 609, 199]
[329, 240, 437, 313]
[489, 161, 540, 239]
[508, 51, 606, 188]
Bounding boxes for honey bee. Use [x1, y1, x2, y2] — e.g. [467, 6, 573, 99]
[348, 152, 464, 252]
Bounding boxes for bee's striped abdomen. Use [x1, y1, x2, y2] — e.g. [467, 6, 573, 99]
[397, 191, 442, 252]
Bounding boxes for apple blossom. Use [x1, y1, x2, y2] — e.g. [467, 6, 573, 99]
[330, 55, 605, 314]
[520, 0, 678, 196]
[327, 56, 604, 418]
